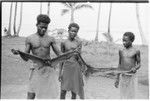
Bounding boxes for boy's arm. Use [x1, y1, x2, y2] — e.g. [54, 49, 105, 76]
[117, 50, 121, 80]
[76, 42, 86, 72]
[135, 50, 141, 70]
[131, 50, 141, 72]
[115, 50, 121, 88]
[58, 42, 65, 82]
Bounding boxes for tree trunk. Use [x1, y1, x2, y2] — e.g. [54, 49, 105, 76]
[47, 2, 50, 16]
[95, 3, 101, 42]
[136, 3, 147, 45]
[107, 3, 113, 42]
[16, 2, 23, 36]
[40, 2, 42, 14]
[70, 8, 74, 23]
[7, 2, 13, 37]
[13, 2, 17, 36]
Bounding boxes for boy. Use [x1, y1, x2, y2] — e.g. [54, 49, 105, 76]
[114, 32, 141, 99]
[58, 23, 85, 99]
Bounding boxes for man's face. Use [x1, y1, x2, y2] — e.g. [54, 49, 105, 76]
[68, 27, 78, 39]
[122, 35, 132, 48]
[37, 22, 48, 36]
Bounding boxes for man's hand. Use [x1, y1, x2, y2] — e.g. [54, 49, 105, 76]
[44, 59, 52, 66]
[11, 49, 28, 61]
[11, 49, 19, 55]
[114, 79, 119, 88]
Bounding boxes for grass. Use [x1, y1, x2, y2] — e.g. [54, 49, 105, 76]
[1, 36, 149, 87]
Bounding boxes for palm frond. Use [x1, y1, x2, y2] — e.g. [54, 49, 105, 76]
[75, 4, 93, 10]
[61, 9, 69, 16]
[61, 2, 71, 8]
[61, 2, 75, 8]
[69, 3, 76, 7]
[102, 32, 113, 42]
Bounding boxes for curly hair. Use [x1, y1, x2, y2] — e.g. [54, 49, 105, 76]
[123, 32, 135, 42]
[37, 14, 51, 24]
[68, 23, 80, 30]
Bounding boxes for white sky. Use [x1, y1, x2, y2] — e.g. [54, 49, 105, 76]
[2, 2, 150, 45]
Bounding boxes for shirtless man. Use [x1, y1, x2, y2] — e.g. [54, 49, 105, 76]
[21, 14, 61, 99]
[114, 32, 141, 99]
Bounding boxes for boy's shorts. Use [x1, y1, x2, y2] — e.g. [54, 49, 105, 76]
[119, 73, 137, 99]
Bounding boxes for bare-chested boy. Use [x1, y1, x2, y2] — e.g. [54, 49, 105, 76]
[21, 14, 61, 99]
[114, 32, 141, 99]
[58, 23, 85, 99]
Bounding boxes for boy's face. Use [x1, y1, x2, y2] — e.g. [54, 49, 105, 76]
[68, 27, 78, 39]
[37, 22, 48, 36]
[122, 35, 132, 48]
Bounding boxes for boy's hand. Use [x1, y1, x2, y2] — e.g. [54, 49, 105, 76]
[58, 75, 63, 82]
[130, 68, 137, 73]
[114, 80, 119, 88]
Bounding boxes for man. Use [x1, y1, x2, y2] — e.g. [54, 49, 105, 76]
[22, 14, 61, 99]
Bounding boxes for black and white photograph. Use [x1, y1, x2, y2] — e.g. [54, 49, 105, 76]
[1, 0, 149, 99]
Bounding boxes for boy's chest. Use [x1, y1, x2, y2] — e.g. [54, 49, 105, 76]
[121, 49, 136, 58]
[64, 41, 79, 50]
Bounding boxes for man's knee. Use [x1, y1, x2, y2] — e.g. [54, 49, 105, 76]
[27, 92, 35, 99]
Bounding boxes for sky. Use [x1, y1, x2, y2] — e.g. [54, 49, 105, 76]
[1, 2, 150, 45]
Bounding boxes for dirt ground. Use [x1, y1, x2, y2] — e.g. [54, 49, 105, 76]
[1, 76, 149, 99]
[1, 37, 149, 99]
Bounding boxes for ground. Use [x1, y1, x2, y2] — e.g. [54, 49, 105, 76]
[1, 37, 149, 99]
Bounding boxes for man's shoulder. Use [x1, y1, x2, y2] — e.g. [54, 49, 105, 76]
[26, 33, 37, 39]
[48, 35, 56, 41]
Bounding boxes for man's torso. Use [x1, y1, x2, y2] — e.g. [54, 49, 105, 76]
[27, 33, 55, 59]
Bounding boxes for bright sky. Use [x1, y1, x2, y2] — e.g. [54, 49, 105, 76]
[2, 2, 149, 45]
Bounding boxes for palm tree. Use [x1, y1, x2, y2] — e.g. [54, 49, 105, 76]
[40, 2, 42, 14]
[6, 2, 13, 37]
[102, 3, 113, 43]
[61, 3, 93, 23]
[107, 3, 113, 42]
[95, 3, 101, 42]
[136, 3, 147, 45]
[13, 2, 17, 36]
[13, 2, 23, 37]
[47, 2, 50, 16]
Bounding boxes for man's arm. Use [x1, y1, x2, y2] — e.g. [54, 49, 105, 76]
[25, 37, 31, 53]
[21, 37, 31, 61]
[51, 38, 62, 56]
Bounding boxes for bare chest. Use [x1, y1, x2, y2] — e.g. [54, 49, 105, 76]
[121, 49, 136, 59]
[64, 41, 79, 51]
[30, 37, 51, 48]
